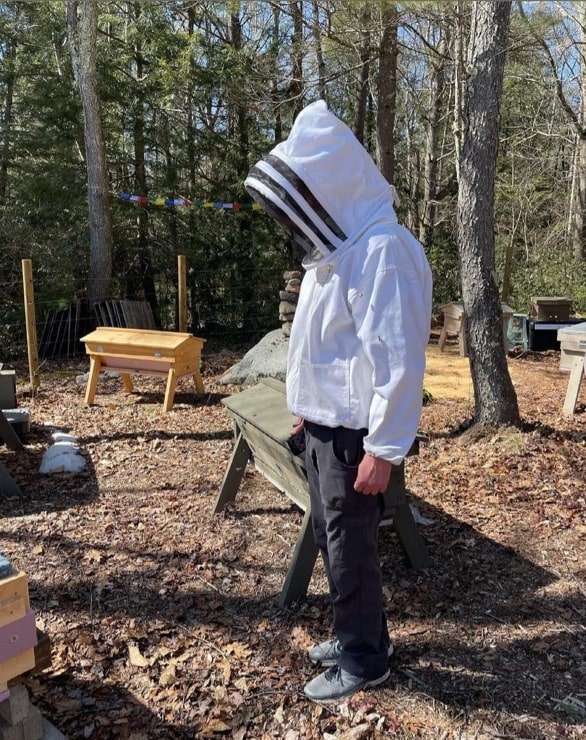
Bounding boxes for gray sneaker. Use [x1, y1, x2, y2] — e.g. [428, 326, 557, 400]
[308, 638, 394, 667]
[304, 665, 390, 702]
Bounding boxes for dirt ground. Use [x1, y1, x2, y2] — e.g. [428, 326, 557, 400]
[0, 338, 585, 739]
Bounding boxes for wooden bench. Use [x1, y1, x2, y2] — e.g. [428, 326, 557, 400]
[213, 378, 429, 605]
[558, 322, 586, 416]
[80, 327, 205, 412]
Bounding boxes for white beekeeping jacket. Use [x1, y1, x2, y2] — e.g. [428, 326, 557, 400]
[245, 100, 432, 464]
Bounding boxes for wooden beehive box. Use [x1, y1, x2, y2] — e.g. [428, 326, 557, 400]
[0, 568, 37, 691]
[80, 327, 205, 411]
[558, 321, 586, 371]
[439, 302, 514, 356]
[531, 296, 573, 321]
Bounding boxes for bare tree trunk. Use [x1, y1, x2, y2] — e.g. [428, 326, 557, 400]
[230, 0, 254, 333]
[457, 0, 520, 429]
[578, 5, 586, 261]
[130, 1, 158, 323]
[290, 1, 304, 117]
[376, 3, 398, 185]
[312, 0, 327, 101]
[404, 124, 419, 231]
[67, 0, 113, 306]
[230, 5, 249, 178]
[453, 0, 466, 184]
[353, 6, 371, 143]
[271, 2, 283, 141]
[0, 36, 16, 204]
[419, 26, 449, 247]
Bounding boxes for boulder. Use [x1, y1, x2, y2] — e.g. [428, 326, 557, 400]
[218, 329, 289, 385]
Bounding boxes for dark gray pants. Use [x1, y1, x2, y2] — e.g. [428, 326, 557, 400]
[305, 421, 390, 679]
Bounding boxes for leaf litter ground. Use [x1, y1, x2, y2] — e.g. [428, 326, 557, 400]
[1, 341, 585, 739]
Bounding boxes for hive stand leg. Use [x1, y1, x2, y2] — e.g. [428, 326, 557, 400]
[278, 507, 319, 606]
[213, 433, 251, 513]
[121, 373, 134, 393]
[562, 355, 584, 416]
[438, 324, 447, 352]
[458, 320, 468, 357]
[192, 369, 205, 394]
[163, 369, 177, 412]
[84, 356, 102, 405]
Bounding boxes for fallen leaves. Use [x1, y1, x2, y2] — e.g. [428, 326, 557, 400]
[0, 351, 585, 738]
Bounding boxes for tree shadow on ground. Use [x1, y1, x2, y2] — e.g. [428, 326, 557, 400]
[16, 489, 585, 732]
[0, 424, 100, 515]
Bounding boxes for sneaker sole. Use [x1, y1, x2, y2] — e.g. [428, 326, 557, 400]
[310, 644, 394, 667]
[366, 668, 391, 688]
[304, 668, 391, 703]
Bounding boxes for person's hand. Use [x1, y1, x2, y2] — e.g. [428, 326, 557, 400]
[354, 453, 392, 495]
[291, 416, 304, 436]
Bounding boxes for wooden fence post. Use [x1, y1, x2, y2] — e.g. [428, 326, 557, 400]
[177, 254, 187, 333]
[21, 259, 40, 392]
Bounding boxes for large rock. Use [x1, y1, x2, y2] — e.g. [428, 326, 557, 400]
[218, 329, 289, 385]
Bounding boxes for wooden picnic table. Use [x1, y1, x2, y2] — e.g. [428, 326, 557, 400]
[80, 327, 205, 412]
[213, 378, 429, 605]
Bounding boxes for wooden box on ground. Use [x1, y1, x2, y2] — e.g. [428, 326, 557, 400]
[557, 322, 586, 416]
[80, 327, 205, 412]
[213, 378, 428, 605]
[438, 302, 514, 357]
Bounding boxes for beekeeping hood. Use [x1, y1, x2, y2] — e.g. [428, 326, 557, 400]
[244, 100, 398, 269]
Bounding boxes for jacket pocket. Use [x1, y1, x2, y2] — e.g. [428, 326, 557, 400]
[297, 360, 351, 424]
[332, 426, 367, 468]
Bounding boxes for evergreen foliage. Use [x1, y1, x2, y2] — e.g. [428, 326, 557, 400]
[0, 1, 584, 358]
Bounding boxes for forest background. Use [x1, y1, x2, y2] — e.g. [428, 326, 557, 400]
[1, 0, 586, 360]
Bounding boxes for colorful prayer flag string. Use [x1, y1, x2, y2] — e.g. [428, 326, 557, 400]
[118, 192, 261, 211]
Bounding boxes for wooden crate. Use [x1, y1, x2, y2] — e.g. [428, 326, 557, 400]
[80, 327, 205, 412]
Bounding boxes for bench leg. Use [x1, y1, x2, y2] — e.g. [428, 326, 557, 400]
[163, 369, 177, 412]
[383, 464, 430, 569]
[562, 355, 584, 416]
[213, 433, 251, 513]
[390, 502, 430, 569]
[0, 410, 23, 452]
[0, 459, 23, 499]
[84, 356, 102, 405]
[278, 507, 319, 606]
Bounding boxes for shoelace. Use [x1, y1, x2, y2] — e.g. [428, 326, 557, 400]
[325, 665, 344, 683]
